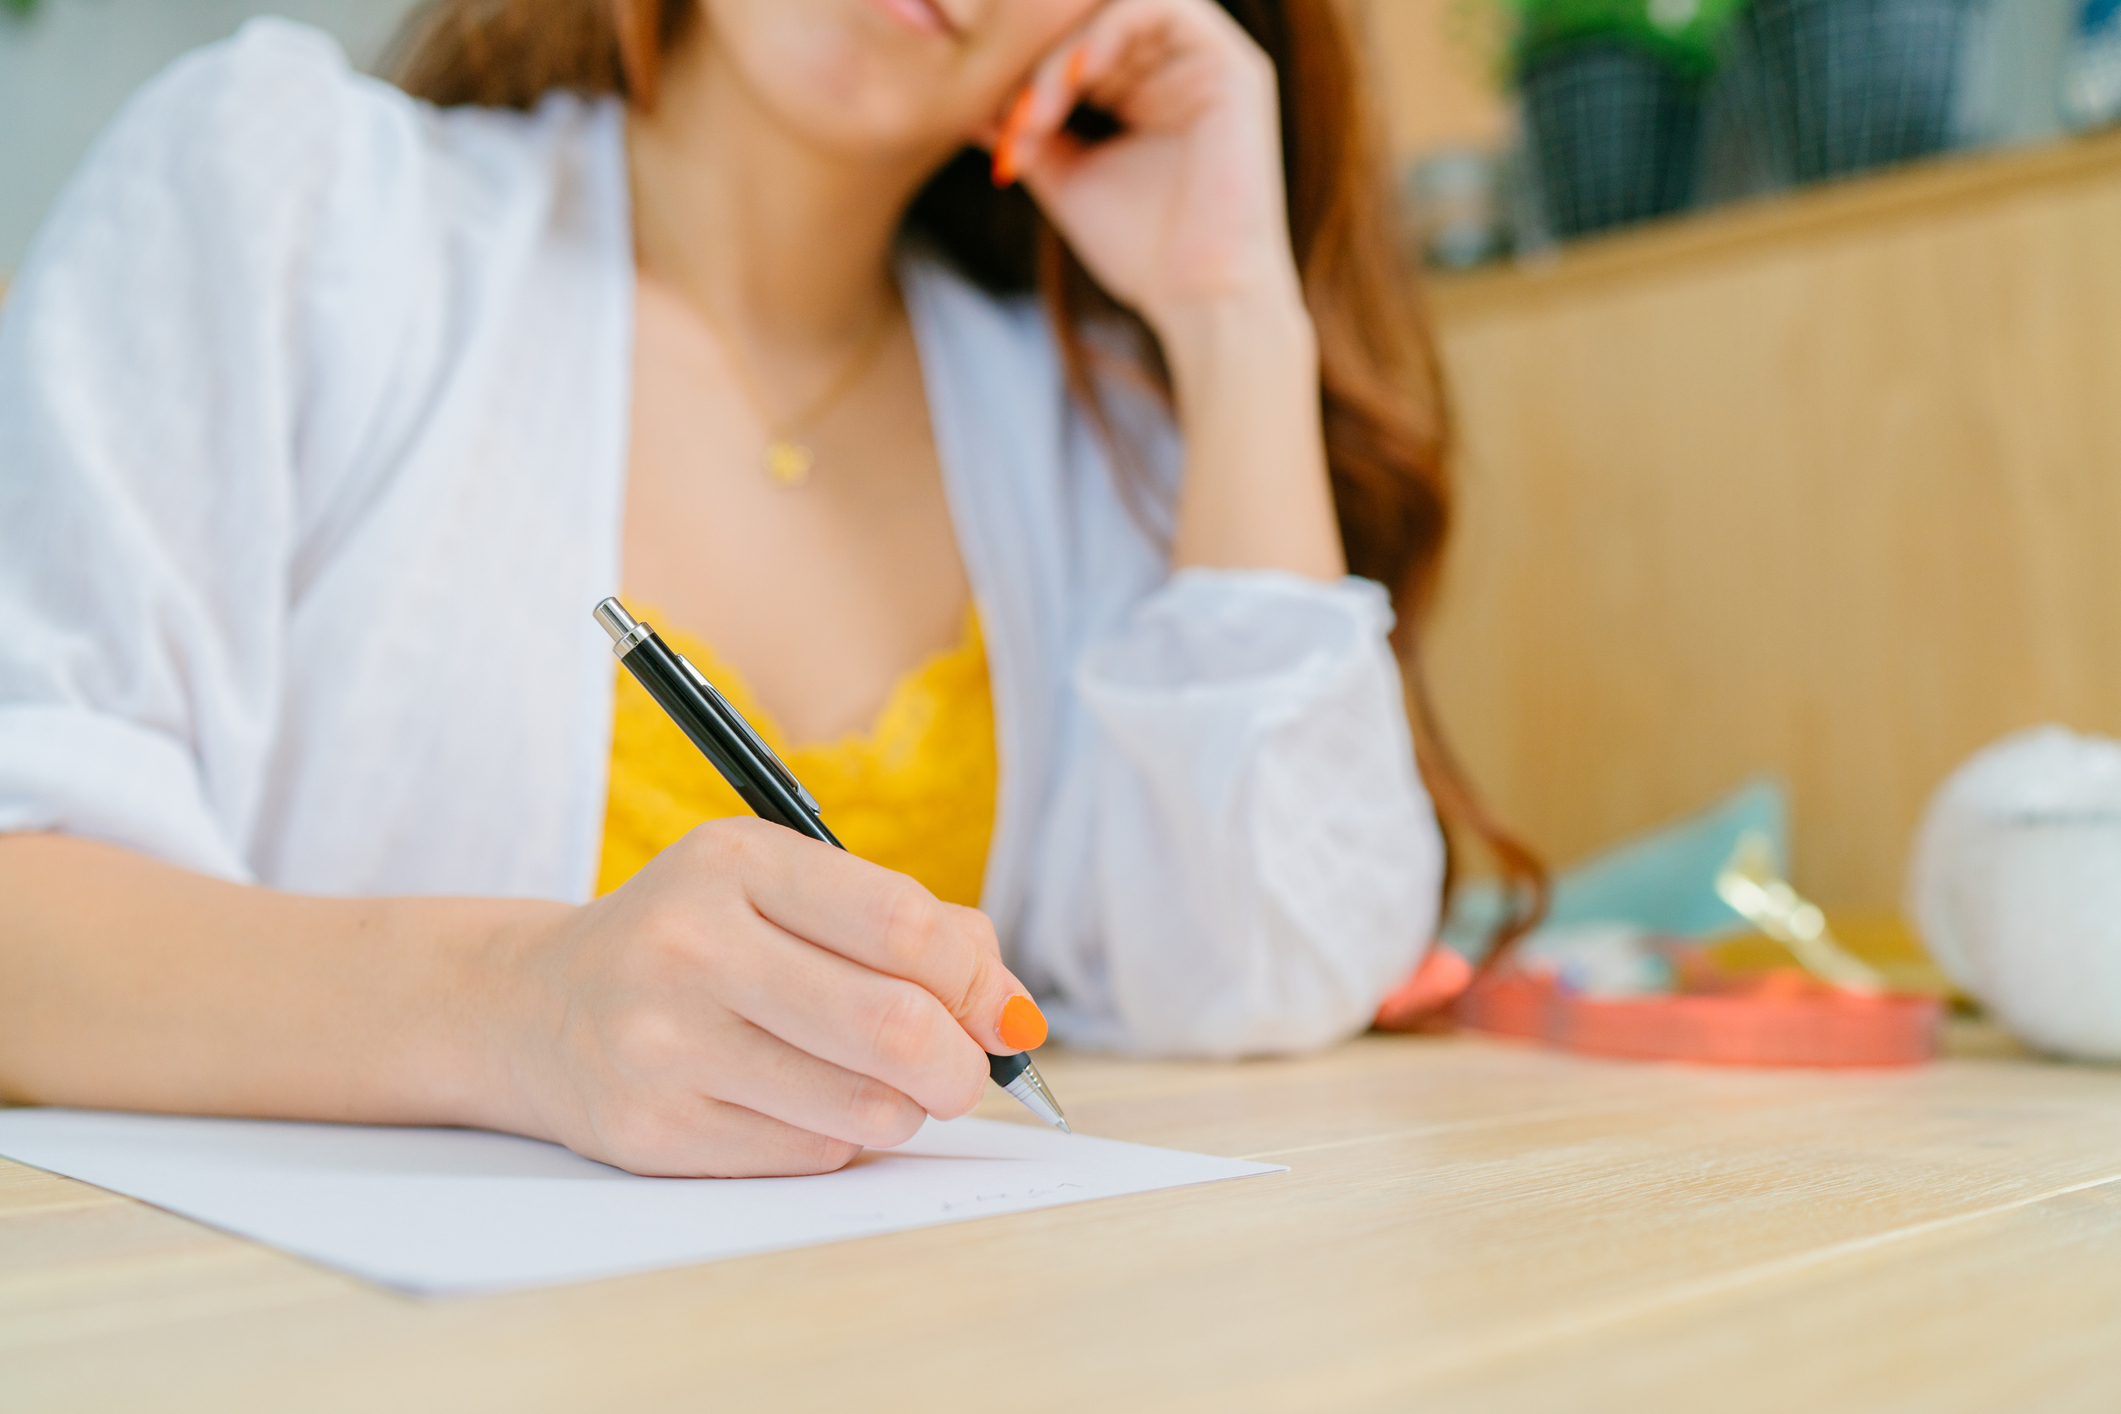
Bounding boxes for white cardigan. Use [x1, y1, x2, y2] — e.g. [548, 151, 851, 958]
[0, 21, 1442, 1056]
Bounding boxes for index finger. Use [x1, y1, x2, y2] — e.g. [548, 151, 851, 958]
[1013, 0, 1254, 148]
[707, 819, 1049, 1056]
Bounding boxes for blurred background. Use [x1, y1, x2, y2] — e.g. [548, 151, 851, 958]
[4, 0, 2119, 935]
[1356, 0, 2121, 936]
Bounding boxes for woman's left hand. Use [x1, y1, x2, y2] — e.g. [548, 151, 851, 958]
[990, 0, 1343, 582]
[992, 0, 1302, 339]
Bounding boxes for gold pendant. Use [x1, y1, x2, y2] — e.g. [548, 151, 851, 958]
[765, 440, 814, 487]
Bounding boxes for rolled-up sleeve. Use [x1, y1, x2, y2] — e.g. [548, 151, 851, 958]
[0, 22, 357, 878]
[1052, 568, 1442, 1056]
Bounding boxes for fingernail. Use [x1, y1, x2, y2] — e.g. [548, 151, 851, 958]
[999, 995, 1048, 1051]
[991, 86, 1036, 187]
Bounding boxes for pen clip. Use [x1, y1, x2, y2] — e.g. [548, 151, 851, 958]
[675, 655, 823, 816]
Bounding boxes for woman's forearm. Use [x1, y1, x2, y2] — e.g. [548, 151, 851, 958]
[0, 832, 553, 1126]
[0, 826, 1038, 1177]
[1156, 287, 1346, 582]
[1000, 0, 1345, 581]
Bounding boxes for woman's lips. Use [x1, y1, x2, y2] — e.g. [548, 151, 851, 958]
[868, 0, 957, 37]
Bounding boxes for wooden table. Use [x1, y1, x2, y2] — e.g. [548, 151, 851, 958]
[8, 1028, 2121, 1411]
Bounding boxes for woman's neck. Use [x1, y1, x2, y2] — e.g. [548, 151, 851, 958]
[627, 35, 944, 350]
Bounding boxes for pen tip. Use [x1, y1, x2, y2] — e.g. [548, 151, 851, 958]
[1000, 1062, 1069, 1134]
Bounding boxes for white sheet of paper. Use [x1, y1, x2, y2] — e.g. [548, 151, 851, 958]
[0, 1109, 1282, 1297]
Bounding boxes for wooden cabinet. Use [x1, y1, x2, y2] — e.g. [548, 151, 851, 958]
[1421, 133, 2121, 907]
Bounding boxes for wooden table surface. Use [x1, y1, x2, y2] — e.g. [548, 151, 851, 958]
[8, 1027, 2121, 1412]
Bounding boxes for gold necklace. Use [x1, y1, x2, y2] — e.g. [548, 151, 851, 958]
[696, 294, 894, 488]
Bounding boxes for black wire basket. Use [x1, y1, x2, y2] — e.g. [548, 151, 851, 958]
[1521, 40, 1704, 241]
[1736, 0, 1975, 183]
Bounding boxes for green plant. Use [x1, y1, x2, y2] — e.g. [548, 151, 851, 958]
[1506, 0, 1750, 78]
[4, 0, 43, 17]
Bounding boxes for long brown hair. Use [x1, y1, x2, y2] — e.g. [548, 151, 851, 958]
[387, 0, 1548, 970]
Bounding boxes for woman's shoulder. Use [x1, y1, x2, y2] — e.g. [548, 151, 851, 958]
[117, 16, 356, 140]
[70, 20, 385, 234]
[2, 18, 633, 595]
[45, 18, 621, 281]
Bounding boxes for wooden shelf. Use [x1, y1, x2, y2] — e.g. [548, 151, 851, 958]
[1430, 127, 2121, 324]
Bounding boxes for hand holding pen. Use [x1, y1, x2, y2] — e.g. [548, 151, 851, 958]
[472, 602, 1062, 1179]
[589, 597, 1067, 1138]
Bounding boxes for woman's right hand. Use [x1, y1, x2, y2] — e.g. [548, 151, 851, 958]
[486, 817, 1043, 1177]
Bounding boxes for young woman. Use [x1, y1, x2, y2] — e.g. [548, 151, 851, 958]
[0, 0, 1520, 1177]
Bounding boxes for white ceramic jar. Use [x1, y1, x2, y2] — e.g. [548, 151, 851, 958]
[1909, 726, 2121, 1060]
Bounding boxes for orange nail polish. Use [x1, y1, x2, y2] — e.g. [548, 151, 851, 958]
[999, 995, 1048, 1051]
[991, 85, 1036, 187]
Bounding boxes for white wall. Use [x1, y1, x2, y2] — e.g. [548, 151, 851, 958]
[1959, 0, 2079, 149]
[0, 0, 423, 268]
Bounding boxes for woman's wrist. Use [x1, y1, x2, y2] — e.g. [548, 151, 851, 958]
[1152, 280, 1345, 581]
[1146, 273, 1317, 396]
[419, 895, 575, 1139]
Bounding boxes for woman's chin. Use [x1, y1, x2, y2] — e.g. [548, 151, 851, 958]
[722, 13, 984, 156]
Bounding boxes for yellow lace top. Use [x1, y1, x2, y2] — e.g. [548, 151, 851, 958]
[596, 608, 997, 906]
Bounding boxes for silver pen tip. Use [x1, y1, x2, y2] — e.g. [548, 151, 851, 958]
[1001, 1059, 1070, 1134]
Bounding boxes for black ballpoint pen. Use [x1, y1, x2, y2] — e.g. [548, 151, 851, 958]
[593, 596, 1069, 1133]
